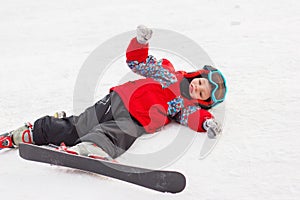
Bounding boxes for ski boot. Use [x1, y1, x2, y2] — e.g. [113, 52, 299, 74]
[57, 142, 115, 162]
[0, 122, 33, 149]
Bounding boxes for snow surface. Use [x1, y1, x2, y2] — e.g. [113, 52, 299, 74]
[1, 0, 300, 199]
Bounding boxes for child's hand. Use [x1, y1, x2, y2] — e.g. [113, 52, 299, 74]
[203, 119, 222, 139]
[136, 25, 153, 44]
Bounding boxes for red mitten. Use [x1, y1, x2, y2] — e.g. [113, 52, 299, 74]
[187, 109, 213, 132]
[126, 38, 149, 63]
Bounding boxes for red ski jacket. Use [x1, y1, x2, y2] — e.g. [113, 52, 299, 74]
[110, 38, 213, 133]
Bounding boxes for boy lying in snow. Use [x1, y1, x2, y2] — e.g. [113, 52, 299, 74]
[0, 25, 227, 160]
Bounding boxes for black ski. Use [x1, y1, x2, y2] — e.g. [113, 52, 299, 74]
[19, 143, 186, 193]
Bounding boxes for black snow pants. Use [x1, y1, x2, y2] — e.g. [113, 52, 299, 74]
[32, 92, 146, 158]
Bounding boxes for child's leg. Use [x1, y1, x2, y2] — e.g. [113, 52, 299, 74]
[32, 116, 79, 146]
[78, 118, 145, 159]
[77, 92, 146, 159]
[32, 94, 113, 146]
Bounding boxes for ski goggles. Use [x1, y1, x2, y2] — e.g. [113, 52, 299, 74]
[207, 70, 227, 106]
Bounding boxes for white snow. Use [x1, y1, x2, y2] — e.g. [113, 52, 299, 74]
[1, 0, 300, 199]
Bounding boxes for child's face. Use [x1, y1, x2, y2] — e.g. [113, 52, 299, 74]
[189, 78, 211, 100]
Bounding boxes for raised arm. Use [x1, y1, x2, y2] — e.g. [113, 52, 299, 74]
[126, 26, 177, 88]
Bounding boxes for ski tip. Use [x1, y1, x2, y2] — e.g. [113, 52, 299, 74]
[174, 172, 186, 193]
[160, 171, 186, 194]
